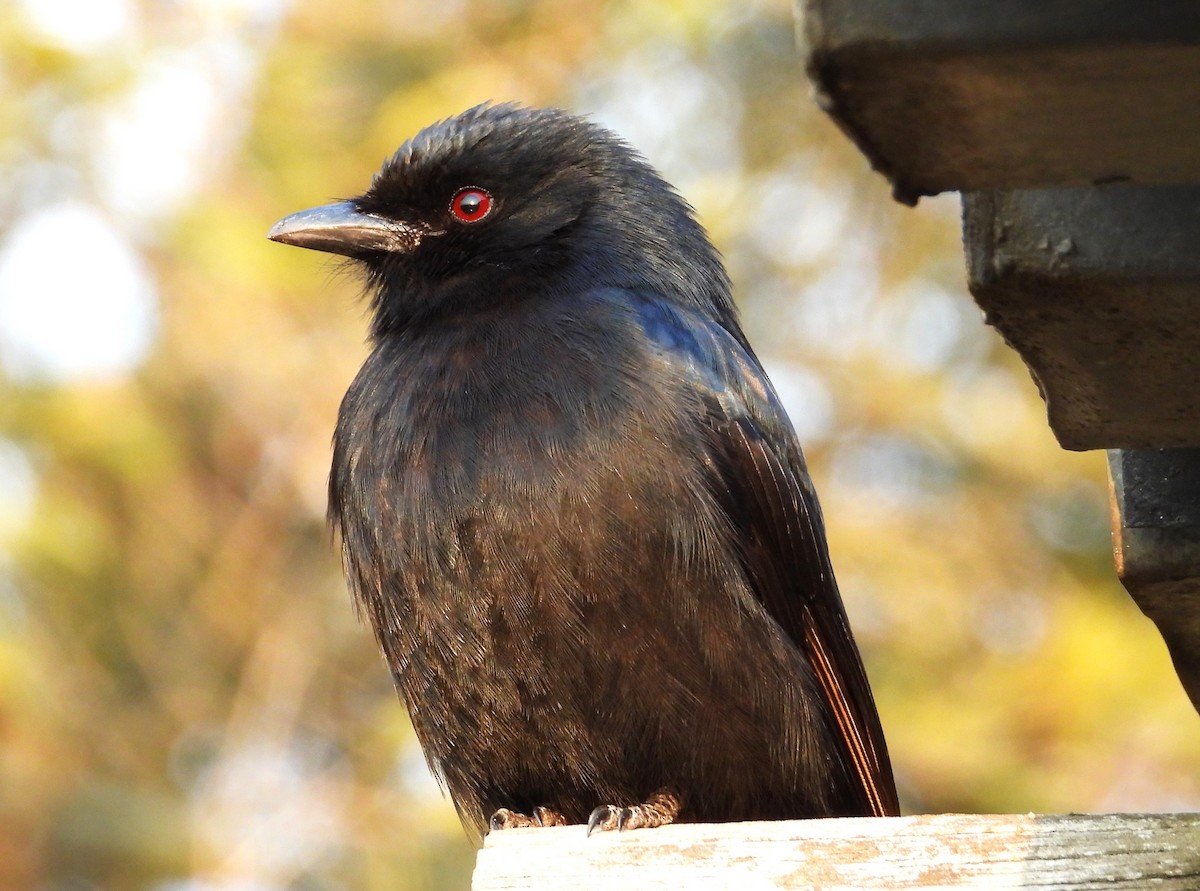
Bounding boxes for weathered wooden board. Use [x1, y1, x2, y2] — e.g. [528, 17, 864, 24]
[473, 813, 1200, 890]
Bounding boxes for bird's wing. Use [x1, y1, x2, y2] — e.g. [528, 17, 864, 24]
[629, 293, 900, 817]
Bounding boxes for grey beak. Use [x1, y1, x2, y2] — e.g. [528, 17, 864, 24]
[267, 201, 424, 257]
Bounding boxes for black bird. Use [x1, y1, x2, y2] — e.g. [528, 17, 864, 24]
[268, 103, 898, 839]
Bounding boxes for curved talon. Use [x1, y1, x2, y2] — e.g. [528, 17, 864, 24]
[587, 805, 616, 836]
[587, 789, 683, 835]
[490, 806, 566, 832]
[533, 806, 567, 828]
[616, 806, 636, 831]
[490, 808, 525, 831]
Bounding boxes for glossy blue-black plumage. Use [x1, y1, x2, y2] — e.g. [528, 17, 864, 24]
[273, 103, 899, 839]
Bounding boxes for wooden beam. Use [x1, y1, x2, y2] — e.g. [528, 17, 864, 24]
[963, 185, 1200, 450]
[473, 813, 1200, 890]
[797, 0, 1200, 203]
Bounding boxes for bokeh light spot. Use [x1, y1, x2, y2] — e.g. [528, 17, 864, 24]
[0, 202, 158, 382]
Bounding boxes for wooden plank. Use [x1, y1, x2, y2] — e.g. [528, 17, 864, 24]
[473, 813, 1200, 890]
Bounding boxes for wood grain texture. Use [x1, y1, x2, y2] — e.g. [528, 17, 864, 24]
[473, 813, 1200, 890]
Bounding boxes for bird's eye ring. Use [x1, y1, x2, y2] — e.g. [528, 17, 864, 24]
[450, 188, 493, 223]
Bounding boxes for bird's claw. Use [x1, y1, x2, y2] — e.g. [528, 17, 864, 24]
[489, 808, 527, 831]
[586, 788, 682, 835]
[489, 805, 566, 832]
[586, 804, 623, 835]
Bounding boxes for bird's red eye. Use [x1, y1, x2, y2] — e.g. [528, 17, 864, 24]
[450, 188, 493, 223]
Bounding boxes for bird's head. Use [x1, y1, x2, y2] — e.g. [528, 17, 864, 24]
[268, 103, 731, 335]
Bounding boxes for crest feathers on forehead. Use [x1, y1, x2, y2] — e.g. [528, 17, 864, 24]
[369, 103, 641, 188]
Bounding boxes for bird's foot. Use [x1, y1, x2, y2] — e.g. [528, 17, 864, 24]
[489, 805, 568, 832]
[586, 788, 682, 835]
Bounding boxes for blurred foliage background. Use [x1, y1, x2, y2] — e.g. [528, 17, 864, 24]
[1, 0, 1197, 888]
